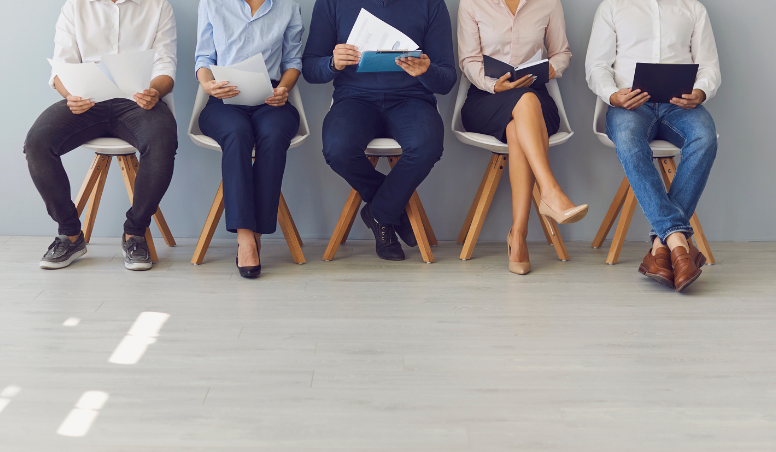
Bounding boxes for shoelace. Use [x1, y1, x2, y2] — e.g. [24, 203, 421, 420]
[48, 237, 70, 256]
[377, 223, 395, 244]
[126, 238, 146, 258]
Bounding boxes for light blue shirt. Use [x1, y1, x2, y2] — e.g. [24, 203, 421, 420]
[195, 0, 304, 81]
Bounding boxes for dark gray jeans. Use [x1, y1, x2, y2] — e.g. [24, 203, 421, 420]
[24, 98, 177, 237]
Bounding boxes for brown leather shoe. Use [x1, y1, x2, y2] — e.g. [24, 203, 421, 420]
[688, 242, 707, 267]
[671, 246, 702, 292]
[638, 248, 674, 289]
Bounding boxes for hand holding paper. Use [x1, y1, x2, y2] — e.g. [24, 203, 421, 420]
[209, 54, 274, 106]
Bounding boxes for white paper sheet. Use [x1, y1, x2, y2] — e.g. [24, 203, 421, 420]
[48, 59, 126, 103]
[99, 50, 155, 97]
[346, 9, 419, 51]
[210, 54, 275, 106]
[49, 50, 156, 103]
[516, 49, 546, 70]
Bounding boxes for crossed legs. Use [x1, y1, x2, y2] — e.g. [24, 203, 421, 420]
[505, 92, 578, 263]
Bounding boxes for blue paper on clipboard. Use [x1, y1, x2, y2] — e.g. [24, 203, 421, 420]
[356, 50, 423, 73]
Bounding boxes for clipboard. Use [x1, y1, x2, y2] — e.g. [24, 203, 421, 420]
[632, 63, 699, 104]
[356, 50, 423, 73]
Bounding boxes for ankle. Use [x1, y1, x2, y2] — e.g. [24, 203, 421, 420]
[68, 234, 81, 243]
[666, 232, 689, 252]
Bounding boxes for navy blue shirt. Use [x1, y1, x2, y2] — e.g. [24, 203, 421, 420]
[302, 0, 457, 99]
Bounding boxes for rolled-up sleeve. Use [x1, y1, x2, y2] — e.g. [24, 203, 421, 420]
[585, 0, 619, 105]
[152, 1, 177, 82]
[50, 0, 80, 89]
[281, 3, 304, 73]
[546, 0, 571, 78]
[194, 0, 217, 76]
[457, 0, 496, 94]
[691, 3, 721, 102]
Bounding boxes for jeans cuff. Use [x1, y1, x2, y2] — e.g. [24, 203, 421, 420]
[655, 226, 694, 245]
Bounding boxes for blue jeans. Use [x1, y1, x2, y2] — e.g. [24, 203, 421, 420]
[606, 103, 717, 244]
[199, 97, 300, 234]
[322, 93, 444, 225]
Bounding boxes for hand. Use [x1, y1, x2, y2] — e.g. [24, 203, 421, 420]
[333, 44, 361, 71]
[670, 89, 706, 109]
[396, 54, 431, 77]
[203, 80, 239, 99]
[549, 63, 556, 80]
[266, 87, 289, 107]
[66, 95, 95, 115]
[610, 88, 651, 110]
[493, 73, 535, 93]
[134, 88, 160, 111]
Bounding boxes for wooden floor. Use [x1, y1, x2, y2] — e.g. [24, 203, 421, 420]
[1, 236, 775, 451]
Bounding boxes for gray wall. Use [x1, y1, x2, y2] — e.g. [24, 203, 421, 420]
[1, 0, 773, 243]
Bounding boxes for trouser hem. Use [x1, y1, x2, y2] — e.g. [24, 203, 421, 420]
[651, 226, 694, 245]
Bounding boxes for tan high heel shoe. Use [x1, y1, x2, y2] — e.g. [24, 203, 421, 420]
[507, 229, 531, 275]
[539, 200, 589, 225]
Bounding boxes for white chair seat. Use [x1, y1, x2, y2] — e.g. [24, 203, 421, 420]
[455, 130, 573, 155]
[365, 138, 402, 156]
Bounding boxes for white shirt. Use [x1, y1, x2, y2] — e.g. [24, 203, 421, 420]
[50, 0, 177, 89]
[585, 0, 721, 105]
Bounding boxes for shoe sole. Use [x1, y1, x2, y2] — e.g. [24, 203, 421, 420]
[556, 208, 589, 225]
[638, 264, 675, 289]
[122, 249, 153, 271]
[40, 248, 87, 270]
[676, 269, 702, 292]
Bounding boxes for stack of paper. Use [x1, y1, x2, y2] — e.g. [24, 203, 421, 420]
[49, 50, 155, 103]
[209, 54, 275, 106]
[347, 9, 418, 51]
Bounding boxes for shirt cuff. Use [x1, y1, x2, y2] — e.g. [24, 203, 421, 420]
[49, 71, 57, 90]
[152, 69, 176, 84]
[485, 77, 497, 94]
[600, 85, 619, 106]
[281, 61, 304, 74]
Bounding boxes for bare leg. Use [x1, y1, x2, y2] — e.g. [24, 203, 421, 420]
[506, 120, 532, 263]
[237, 228, 259, 267]
[651, 236, 668, 256]
[665, 232, 690, 252]
[511, 93, 576, 212]
[253, 232, 263, 262]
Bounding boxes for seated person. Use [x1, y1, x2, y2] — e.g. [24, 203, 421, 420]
[302, 0, 457, 261]
[458, 0, 588, 275]
[195, 0, 304, 279]
[586, 0, 721, 291]
[25, 0, 178, 271]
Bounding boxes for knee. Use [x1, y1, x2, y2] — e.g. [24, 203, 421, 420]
[23, 122, 58, 162]
[687, 130, 718, 160]
[322, 137, 358, 169]
[400, 137, 443, 168]
[512, 91, 541, 117]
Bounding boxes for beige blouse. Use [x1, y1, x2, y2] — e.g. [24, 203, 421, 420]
[458, 0, 572, 94]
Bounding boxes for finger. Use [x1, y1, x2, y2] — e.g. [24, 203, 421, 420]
[623, 89, 642, 101]
[497, 73, 512, 83]
[337, 44, 359, 51]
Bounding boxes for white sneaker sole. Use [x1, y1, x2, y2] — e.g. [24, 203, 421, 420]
[40, 248, 87, 270]
[122, 249, 153, 271]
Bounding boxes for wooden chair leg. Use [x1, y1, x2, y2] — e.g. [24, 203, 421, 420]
[129, 155, 176, 247]
[75, 154, 110, 216]
[592, 176, 631, 249]
[530, 183, 554, 245]
[606, 186, 638, 265]
[406, 193, 435, 263]
[340, 156, 379, 246]
[460, 155, 506, 260]
[82, 156, 112, 243]
[458, 154, 499, 244]
[191, 181, 225, 265]
[117, 155, 158, 264]
[658, 158, 715, 264]
[532, 184, 569, 261]
[277, 192, 306, 264]
[324, 189, 362, 261]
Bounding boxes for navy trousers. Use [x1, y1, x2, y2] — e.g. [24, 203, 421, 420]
[322, 93, 444, 225]
[199, 97, 299, 234]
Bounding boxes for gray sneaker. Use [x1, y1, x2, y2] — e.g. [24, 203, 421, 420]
[122, 235, 153, 271]
[40, 232, 87, 269]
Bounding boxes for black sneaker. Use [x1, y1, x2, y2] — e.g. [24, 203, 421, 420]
[360, 203, 405, 261]
[40, 232, 87, 269]
[122, 235, 153, 271]
[397, 210, 418, 247]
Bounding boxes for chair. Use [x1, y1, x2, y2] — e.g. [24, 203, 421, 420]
[322, 114, 438, 263]
[590, 97, 716, 265]
[75, 95, 177, 264]
[188, 86, 308, 265]
[452, 77, 573, 261]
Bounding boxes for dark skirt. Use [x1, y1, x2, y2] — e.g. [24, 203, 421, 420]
[461, 83, 560, 144]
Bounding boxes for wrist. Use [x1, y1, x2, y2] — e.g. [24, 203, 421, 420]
[329, 56, 343, 73]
